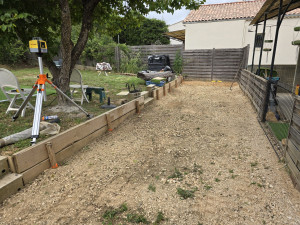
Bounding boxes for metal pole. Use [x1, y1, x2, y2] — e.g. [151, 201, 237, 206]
[269, 0, 283, 78]
[257, 14, 267, 76]
[251, 24, 258, 73]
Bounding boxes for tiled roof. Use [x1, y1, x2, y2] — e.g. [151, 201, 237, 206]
[184, 0, 300, 23]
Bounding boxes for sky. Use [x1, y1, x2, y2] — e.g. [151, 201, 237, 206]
[147, 0, 242, 25]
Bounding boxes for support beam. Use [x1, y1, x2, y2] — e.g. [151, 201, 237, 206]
[258, 14, 267, 76]
[251, 24, 258, 73]
[270, 0, 283, 78]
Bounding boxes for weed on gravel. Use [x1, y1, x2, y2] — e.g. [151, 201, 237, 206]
[168, 168, 183, 180]
[102, 203, 128, 224]
[126, 213, 149, 224]
[154, 211, 168, 224]
[177, 187, 197, 199]
[148, 184, 156, 192]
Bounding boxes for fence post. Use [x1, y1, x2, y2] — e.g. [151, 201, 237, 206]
[285, 96, 297, 155]
[211, 48, 215, 81]
[115, 46, 120, 72]
[261, 80, 271, 122]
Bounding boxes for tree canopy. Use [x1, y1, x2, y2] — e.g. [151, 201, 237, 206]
[116, 18, 170, 46]
[0, 0, 205, 104]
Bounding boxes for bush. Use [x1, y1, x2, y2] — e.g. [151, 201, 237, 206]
[120, 51, 145, 73]
[173, 50, 183, 75]
[0, 36, 28, 65]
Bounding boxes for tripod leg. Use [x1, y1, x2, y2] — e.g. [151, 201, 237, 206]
[12, 85, 37, 121]
[31, 84, 44, 145]
[49, 83, 91, 118]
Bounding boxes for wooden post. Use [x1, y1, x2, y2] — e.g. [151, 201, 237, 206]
[163, 85, 166, 96]
[211, 48, 215, 81]
[45, 142, 58, 169]
[169, 83, 172, 93]
[7, 156, 16, 173]
[175, 80, 178, 88]
[156, 89, 160, 100]
[135, 100, 140, 114]
[106, 114, 113, 131]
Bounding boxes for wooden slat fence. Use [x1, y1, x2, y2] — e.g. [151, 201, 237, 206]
[239, 69, 268, 121]
[286, 96, 300, 190]
[130, 44, 183, 68]
[182, 46, 249, 81]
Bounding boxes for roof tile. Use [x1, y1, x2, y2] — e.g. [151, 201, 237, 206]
[184, 0, 300, 23]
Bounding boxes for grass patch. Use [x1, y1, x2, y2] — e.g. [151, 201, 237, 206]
[177, 187, 197, 199]
[267, 121, 289, 141]
[0, 67, 146, 154]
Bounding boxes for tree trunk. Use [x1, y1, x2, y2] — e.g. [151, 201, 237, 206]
[57, 0, 73, 105]
[50, 0, 99, 105]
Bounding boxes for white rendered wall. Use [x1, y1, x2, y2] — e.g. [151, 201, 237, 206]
[168, 21, 184, 45]
[184, 17, 300, 65]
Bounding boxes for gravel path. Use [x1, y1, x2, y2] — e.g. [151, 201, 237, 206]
[0, 81, 299, 225]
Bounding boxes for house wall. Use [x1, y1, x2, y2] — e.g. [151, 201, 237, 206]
[185, 20, 246, 49]
[168, 21, 184, 45]
[184, 17, 300, 66]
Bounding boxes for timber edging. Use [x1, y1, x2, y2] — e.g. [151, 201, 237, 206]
[0, 76, 183, 203]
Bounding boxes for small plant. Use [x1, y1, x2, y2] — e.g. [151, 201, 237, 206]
[193, 163, 203, 174]
[231, 174, 238, 179]
[204, 185, 212, 190]
[102, 203, 128, 223]
[215, 178, 220, 182]
[177, 187, 196, 199]
[251, 162, 258, 167]
[148, 184, 156, 192]
[229, 169, 234, 173]
[168, 168, 183, 180]
[126, 213, 149, 224]
[154, 211, 167, 224]
[155, 175, 160, 180]
[257, 183, 265, 188]
[173, 50, 183, 75]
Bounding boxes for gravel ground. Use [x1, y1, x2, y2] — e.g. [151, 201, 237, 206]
[0, 81, 300, 225]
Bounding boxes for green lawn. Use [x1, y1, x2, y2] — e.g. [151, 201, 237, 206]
[0, 66, 145, 154]
[267, 121, 289, 141]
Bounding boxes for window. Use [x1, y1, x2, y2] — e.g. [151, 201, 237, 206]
[255, 33, 264, 48]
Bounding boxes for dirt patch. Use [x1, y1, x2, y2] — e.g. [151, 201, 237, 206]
[0, 81, 299, 225]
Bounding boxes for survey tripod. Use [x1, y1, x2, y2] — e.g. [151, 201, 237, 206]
[13, 37, 91, 145]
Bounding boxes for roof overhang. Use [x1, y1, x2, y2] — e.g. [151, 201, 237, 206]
[250, 0, 300, 25]
[164, 29, 185, 41]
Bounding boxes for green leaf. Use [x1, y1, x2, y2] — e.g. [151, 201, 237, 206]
[1, 25, 7, 31]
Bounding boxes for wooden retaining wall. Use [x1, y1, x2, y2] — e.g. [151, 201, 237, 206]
[286, 96, 300, 190]
[6, 76, 183, 187]
[239, 69, 268, 121]
[182, 46, 249, 81]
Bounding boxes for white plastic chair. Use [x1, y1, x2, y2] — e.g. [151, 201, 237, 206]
[0, 68, 34, 117]
[69, 69, 89, 105]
